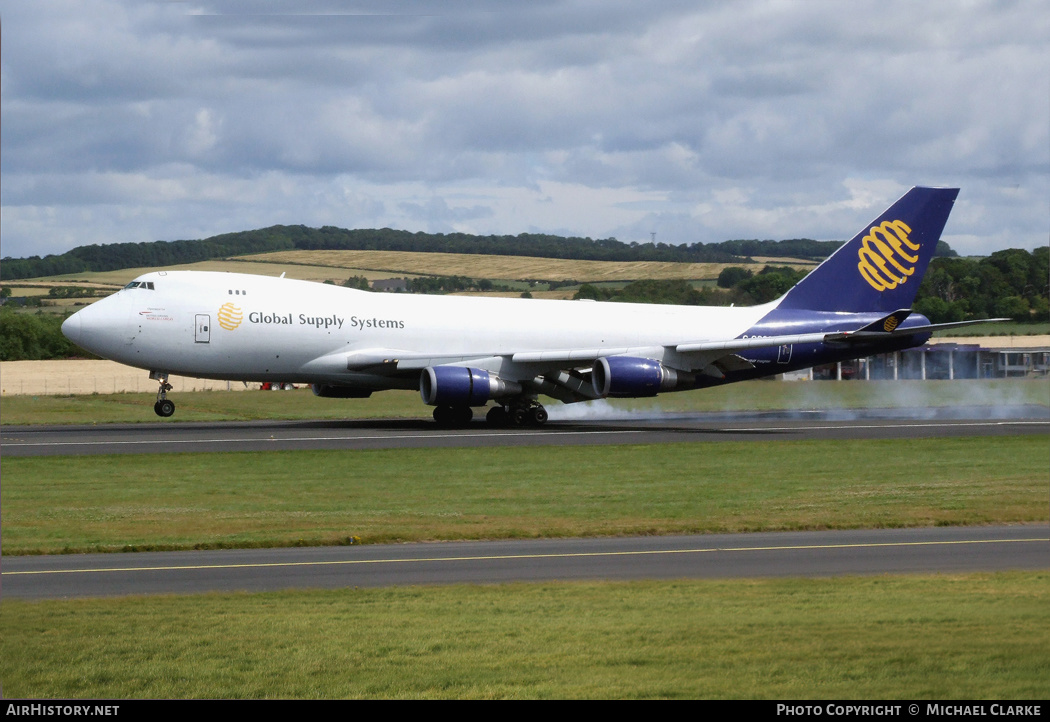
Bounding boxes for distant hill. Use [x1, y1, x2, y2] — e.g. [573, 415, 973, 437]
[1, 225, 863, 281]
[1, 224, 963, 282]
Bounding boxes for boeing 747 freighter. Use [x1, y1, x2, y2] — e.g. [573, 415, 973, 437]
[61, 187, 993, 425]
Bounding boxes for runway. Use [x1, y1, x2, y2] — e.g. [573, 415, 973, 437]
[4, 525, 1047, 599]
[2, 405, 1048, 456]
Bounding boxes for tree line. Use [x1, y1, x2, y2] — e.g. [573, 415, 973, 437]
[0, 312, 90, 361]
[330, 275, 520, 295]
[913, 247, 1049, 323]
[570, 248, 1048, 324]
[574, 266, 809, 306]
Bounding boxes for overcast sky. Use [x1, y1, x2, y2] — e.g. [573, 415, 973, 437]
[2, 0, 1047, 260]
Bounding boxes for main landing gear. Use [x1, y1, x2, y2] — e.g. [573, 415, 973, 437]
[151, 371, 175, 417]
[432, 400, 549, 428]
[486, 401, 548, 427]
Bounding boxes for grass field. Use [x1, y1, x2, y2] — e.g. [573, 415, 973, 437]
[938, 321, 1050, 337]
[2, 572, 1047, 699]
[3, 436, 1046, 554]
[2, 436, 1047, 700]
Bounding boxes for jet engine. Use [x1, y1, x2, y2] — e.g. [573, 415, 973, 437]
[591, 356, 687, 398]
[420, 366, 523, 407]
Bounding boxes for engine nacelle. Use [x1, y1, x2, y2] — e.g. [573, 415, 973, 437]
[420, 366, 523, 407]
[592, 356, 685, 398]
[311, 384, 372, 399]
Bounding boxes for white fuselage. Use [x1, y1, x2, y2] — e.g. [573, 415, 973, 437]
[62, 271, 773, 386]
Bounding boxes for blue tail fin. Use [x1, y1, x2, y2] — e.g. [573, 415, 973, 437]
[777, 187, 959, 313]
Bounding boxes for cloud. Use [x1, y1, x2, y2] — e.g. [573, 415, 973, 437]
[2, 0, 1047, 260]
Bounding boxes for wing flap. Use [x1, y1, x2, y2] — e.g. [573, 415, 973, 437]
[511, 348, 631, 363]
[824, 316, 1010, 344]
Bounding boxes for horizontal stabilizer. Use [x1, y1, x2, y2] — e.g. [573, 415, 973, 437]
[824, 317, 1010, 344]
[677, 316, 1010, 355]
[878, 317, 1010, 336]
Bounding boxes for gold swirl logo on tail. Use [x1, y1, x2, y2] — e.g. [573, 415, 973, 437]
[883, 315, 901, 332]
[217, 303, 243, 331]
[857, 220, 920, 292]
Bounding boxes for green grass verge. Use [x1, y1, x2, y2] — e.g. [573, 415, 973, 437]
[4, 436, 1046, 555]
[0, 388, 433, 425]
[938, 321, 1049, 337]
[3, 379, 1047, 426]
[2, 573, 1047, 699]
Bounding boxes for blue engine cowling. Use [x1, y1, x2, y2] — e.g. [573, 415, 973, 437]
[420, 366, 522, 407]
[591, 356, 683, 398]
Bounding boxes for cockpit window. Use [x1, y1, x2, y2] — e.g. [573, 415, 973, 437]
[124, 281, 155, 290]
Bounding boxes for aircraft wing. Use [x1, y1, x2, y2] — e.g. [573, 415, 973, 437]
[345, 315, 1006, 374]
[338, 313, 1008, 406]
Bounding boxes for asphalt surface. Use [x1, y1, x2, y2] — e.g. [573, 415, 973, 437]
[2, 405, 1048, 456]
[4, 525, 1048, 599]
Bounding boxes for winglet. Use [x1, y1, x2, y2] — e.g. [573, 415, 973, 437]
[856, 309, 912, 333]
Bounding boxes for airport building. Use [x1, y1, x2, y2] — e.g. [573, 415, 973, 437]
[796, 336, 1050, 381]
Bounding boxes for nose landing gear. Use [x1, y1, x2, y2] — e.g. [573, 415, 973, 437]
[151, 371, 175, 417]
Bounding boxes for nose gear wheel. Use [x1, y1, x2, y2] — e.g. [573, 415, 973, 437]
[151, 371, 175, 417]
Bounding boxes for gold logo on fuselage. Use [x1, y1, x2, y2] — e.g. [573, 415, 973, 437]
[217, 303, 243, 330]
[857, 220, 920, 292]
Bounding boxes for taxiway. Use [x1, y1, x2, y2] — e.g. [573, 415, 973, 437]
[4, 525, 1048, 599]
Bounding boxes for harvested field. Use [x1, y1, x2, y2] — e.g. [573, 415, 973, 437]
[242, 250, 812, 282]
[33, 260, 362, 287]
[0, 360, 249, 396]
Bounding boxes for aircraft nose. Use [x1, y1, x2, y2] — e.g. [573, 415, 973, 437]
[61, 311, 83, 345]
[61, 300, 127, 357]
